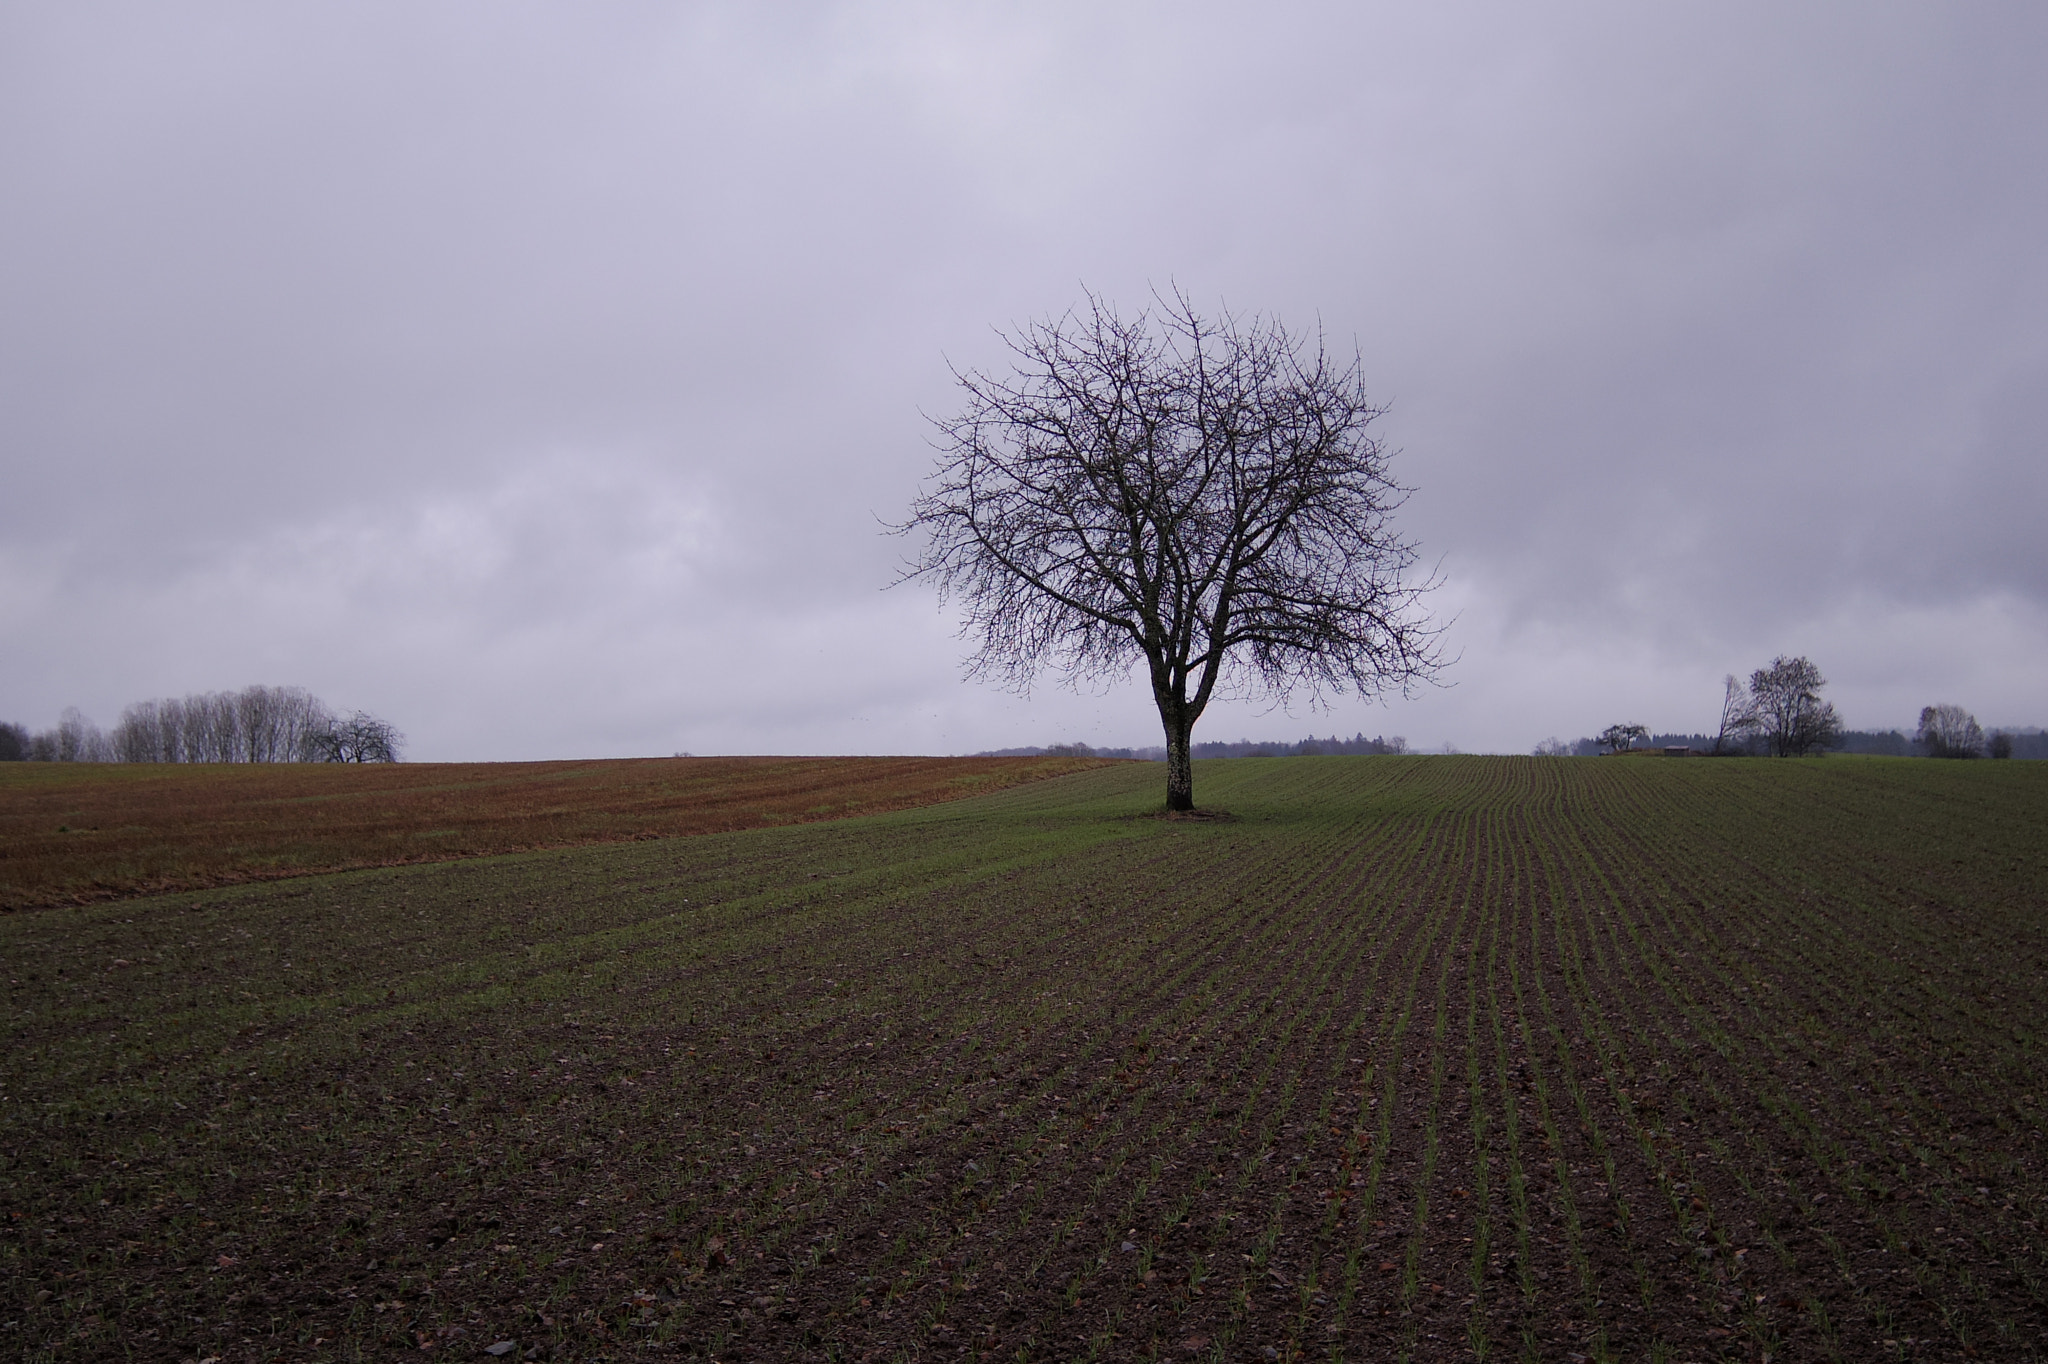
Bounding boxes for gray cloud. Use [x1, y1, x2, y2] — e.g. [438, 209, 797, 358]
[4, 3, 2043, 757]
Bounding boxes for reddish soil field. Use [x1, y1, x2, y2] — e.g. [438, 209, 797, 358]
[0, 755, 1108, 910]
[2, 755, 2044, 1362]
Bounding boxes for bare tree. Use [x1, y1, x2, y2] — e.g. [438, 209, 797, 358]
[235, 685, 331, 762]
[1711, 673, 1761, 755]
[1598, 722, 1648, 754]
[112, 700, 164, 763]
[54, 707, 112, 762]
[307, 710, 403, 763]
[114, 697, 191, 763]
[237, 686, 283, 762]
[899, 292, 1443, 810]
[1531, 737, 1573, 757]
[200, 691, 244, 762]
[1748, 656, 1842, 757]
[1915, 704, 1984, 759]
[156, 697, 189, 763]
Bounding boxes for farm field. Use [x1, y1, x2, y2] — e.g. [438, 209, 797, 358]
[3, 755, 2045, 1363]
[0, 754, 1108, 911]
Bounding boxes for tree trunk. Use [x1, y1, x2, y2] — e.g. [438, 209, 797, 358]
[1163, 712, 1194, 811]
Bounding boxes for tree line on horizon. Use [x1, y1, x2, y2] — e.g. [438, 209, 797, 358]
[1534, 656, 2038, 759]
[979, 733, 1412, 762]
[0, 685, 402, 764]
[1535, 727, 2044, 759]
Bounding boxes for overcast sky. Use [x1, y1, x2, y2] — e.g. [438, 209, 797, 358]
[4, 3, 2044, 759]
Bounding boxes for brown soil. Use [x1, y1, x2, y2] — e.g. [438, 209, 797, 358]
[0, 754, 1111, 910]
[3, 756, 2043, 1362]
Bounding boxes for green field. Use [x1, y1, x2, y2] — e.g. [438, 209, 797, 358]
[4, 756, 2045, 1362]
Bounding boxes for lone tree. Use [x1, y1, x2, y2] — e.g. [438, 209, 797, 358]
[899, 292, 1443, 811]
[307, 710, 403, 763]
[1599, 723, 1648, 754]
[1747, 656, 1842, 757]
[1710, 673, 1761, 755]
[1915, 704, 1984, 758]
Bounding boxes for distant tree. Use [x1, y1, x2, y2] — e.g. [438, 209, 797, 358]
[1988, 731, 2014, 760]
[0, 721, 25, 761]
[307, 710, 403, 763]
[21, 714, 88, 761]
[198, 692, 243, 762]
[234, 685, 331, 762]
[111, 701, 163, 763]
[154, 698, 188, 762]
[1531, 737, 1574, 757]
[1598, 723, 1648, 754]
[1748, 656, 1843, 757]
[53, 708, 110, 762]
[1916, 704, 1984, 759]
[1711, 673, 1761, 755]
[899, 291, 1444, 811]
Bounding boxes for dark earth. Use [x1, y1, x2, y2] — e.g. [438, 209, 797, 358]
[4, 756, 2044, 1361]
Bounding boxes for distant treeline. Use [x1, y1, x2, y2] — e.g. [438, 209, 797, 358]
[1842, 727, 2046, 758]
[0, 686, 402, 763]
[979, 733, 1412, 761]
[1546, 728, 2047, 759]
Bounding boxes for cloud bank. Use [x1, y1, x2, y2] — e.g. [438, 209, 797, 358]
[4, 3, 2043, 757]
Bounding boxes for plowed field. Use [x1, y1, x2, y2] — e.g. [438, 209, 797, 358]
[4, 756, 2045, 1363]
[0, 755, 1106, 910]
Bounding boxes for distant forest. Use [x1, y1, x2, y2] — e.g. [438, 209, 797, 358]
[982, 728, 2048, 761]
[979, 733, 1412, 761]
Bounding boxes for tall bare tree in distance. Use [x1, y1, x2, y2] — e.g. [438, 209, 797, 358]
[899, 291, 1444, 811]
[1711, 673, 1762, 755]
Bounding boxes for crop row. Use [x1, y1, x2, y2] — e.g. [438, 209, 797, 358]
[2, 755, 2042, 1362]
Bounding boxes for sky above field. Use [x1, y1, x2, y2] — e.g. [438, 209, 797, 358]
[5, 3, 2045, 760]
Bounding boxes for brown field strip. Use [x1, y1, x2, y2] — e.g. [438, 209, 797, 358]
[2, 755, 2045, 1362]
[0, 755, 1110, 910]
